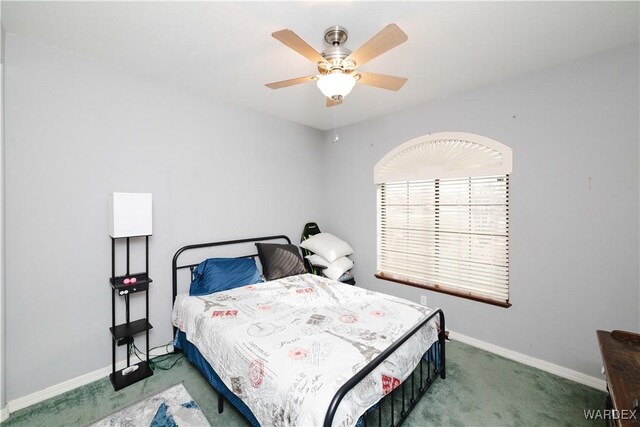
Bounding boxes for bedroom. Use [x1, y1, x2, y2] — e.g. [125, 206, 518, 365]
[0, 1, 638, 426]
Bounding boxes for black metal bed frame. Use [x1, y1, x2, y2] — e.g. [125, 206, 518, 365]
[171, 235, 446, 427]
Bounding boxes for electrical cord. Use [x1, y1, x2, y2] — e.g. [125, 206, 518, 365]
[145, 341, 173, 354]
[131, 341, 184, 371]
[151, 355, 184, 371]
[119, 300, 183, 370]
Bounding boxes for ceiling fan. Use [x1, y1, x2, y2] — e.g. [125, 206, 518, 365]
[265, 24, 408, 107]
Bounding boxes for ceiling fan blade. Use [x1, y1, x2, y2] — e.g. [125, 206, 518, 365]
[272, 29, 326, 64]
[346, 24, 408, 67]
[356, 71, 407, 91]
[326, 98, 343, 108]
[265, 75, 317, 89]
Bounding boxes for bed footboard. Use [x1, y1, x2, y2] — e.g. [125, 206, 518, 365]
[323, 309, 446, 427]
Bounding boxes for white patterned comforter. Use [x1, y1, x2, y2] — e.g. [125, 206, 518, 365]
[172, 273, 440, 427]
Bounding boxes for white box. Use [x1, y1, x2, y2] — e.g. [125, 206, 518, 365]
[109, 193, 152, 238]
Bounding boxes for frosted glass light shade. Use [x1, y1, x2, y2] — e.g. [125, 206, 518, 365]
[109, 193, 152, 238]
[316, 72, 356, 100]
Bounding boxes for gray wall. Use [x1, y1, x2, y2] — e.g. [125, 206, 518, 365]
[320, 44, 640, 378]
[3, 34, 324, 400]
[3, 32, 639, 403]
[1, 23, 6, 411]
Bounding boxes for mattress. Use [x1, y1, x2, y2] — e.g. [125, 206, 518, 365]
[172, 273, 440, 427]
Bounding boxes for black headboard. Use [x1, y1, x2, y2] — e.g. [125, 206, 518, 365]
[171, 234, 291, 303]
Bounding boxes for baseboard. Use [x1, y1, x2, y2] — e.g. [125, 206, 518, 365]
[5, 345, 173, 417]
[1, 406, 9, 422]
[448, 330, 606, 391]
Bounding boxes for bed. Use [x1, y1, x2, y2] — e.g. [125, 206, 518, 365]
[171, 235, 446, 427]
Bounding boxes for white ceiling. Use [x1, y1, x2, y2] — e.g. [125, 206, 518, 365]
[3, 1, 639, 130]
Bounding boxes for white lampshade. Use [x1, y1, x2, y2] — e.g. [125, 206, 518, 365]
[109, 193, 152, 238]
[316, 72, 356, 100]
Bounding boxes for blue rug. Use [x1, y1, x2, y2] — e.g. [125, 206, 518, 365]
[89, 383, 211, 427]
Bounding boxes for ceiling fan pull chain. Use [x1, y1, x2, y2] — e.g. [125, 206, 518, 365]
[333, 107, 339, 143]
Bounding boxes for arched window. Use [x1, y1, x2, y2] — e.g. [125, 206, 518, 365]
[374, 132, 512, 307]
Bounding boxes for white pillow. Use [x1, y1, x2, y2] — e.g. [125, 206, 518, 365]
[322, 256, 354, 281]
[300, 232, 353, 263]
[305, 254, 331, 268]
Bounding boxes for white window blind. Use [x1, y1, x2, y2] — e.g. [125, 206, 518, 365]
[377, 175, 510, 306]
[374, 132, 512, 306]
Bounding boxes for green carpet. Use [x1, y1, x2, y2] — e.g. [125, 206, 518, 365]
[1, 340, 604, 427]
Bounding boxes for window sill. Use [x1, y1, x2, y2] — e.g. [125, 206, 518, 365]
[374, 273, 512, 308]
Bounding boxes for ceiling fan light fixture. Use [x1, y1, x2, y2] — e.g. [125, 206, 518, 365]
[267, 24, 408, 107]
[316, 72, 356, 100]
